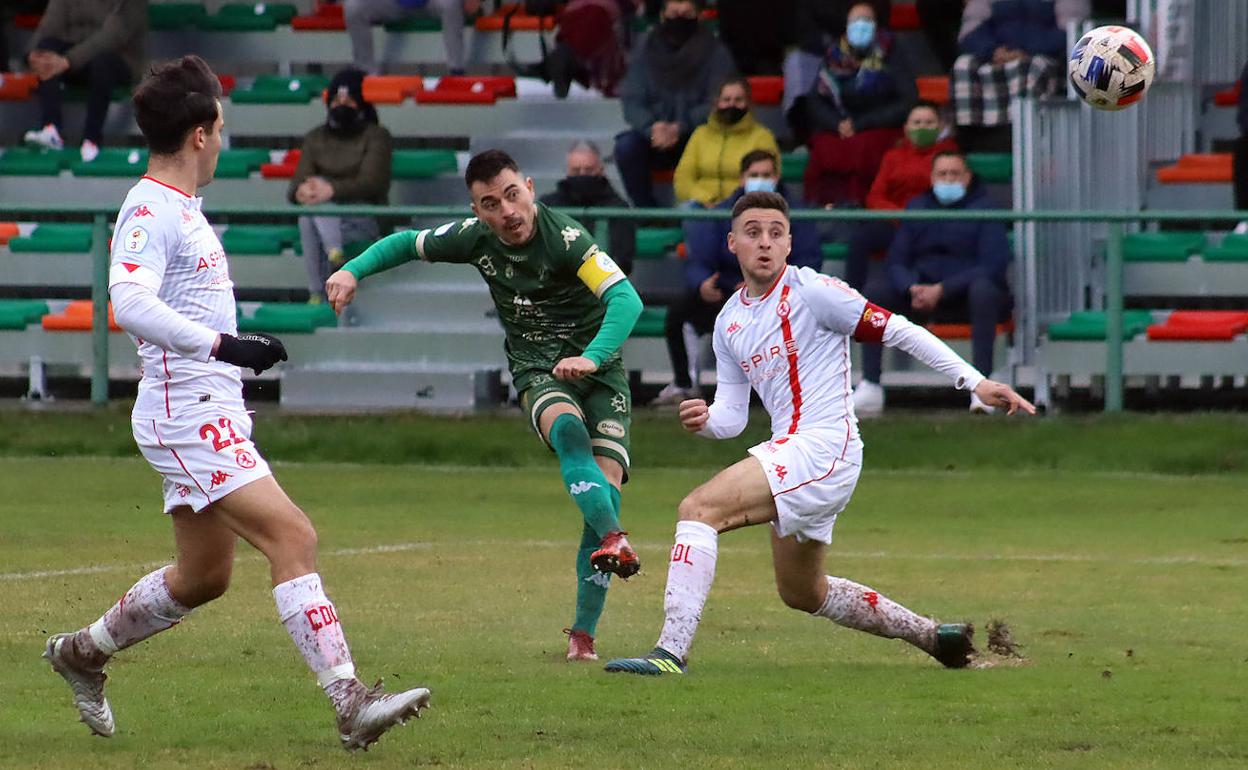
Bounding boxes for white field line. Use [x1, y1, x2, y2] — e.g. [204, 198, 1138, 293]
[3, 539, 1245, 583]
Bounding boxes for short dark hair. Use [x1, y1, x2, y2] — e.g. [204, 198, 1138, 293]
[933, 149, 968, 169]
[910, 100, 942, 117]
[739, 149, 779, 175]
[132, 56, 222, 156]
[465, 149, 520, 189]
[731, 191, 789, 223]
[717, 75, 751, 102]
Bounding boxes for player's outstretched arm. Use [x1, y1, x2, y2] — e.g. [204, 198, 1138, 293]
[556, 280, 643, 381]
[327, 230, 421, 313]
[972, 379, 1035, 415]
[326, 270, 357, 315]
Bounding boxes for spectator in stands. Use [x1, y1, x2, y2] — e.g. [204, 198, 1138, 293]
[802, 1, 916, 208]
[615, 0, 737, 208]
[782, 0, 890, 138]
[290, 69, 393, 303]
[539, 140, 636, 275]
[652, 149, 822, 404]
[21, 0, 146, 162]
[951, 0, 1088, 150]
[844, 100, 958, 290]
[916, 0, 967, 71]
[855, 150, 1012, 415]
[674, 76, 780, 208]
[717, 0, 793, 76]
[344, 0, 480, 76]
[1235, 58, 1248, 234]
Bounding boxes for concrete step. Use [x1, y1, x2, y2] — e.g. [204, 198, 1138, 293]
[282, 324, 505, 367]
[281, 362, 505, 412]
[353, 281, 495, 325]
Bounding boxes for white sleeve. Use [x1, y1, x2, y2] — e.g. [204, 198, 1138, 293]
[107, 201, 179, 294]
[882, 313, 985, 391]
[792, 271, 869, 337]
[697, 321, 751, 439]
[109, 281, 219, 362]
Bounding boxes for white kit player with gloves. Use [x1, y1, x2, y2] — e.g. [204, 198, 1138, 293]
[605, 191, 1035, 676]
[42, 55, 429, 752]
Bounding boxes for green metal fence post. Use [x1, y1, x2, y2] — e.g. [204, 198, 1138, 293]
[1105, 222, 1124, 413]
[90, 213, 109, 406]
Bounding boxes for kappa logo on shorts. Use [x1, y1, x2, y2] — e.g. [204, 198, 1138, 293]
[174, 483, 192, 499]
[596, 419, 626, 438]
[771, 463, 788, 483]
[235, 449, 257, 470]
[208, 470, 233, 489]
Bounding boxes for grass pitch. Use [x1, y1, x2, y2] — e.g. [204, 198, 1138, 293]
[2, 412, 1247, 768]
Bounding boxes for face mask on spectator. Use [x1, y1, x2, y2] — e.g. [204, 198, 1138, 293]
[933, 181, 966, 205]
[661, 16, 699, 46]
[744, 177, 777, 193]
[846, 19, 876, 49]
[908, 127, 940, 147]
[717, 106, 747, 125]
[327, 104, 363, 133]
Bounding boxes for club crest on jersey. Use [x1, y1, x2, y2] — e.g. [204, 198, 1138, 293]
[123, 227, 148, 253]
[560, 226, 581, 250]
[862, 306, 888, 328]
[777, 300, 792, 319]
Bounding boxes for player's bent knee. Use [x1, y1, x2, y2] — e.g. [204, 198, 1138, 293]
[776, 584, 823, 613]
[677, 491, 719, 527]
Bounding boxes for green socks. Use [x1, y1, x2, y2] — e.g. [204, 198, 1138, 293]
[550, 413, 621, 539]
[572, 485, 624, 636]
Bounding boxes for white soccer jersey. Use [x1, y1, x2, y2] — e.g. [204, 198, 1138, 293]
[706, 265, 983, 463]
[108, 176, 242, 419]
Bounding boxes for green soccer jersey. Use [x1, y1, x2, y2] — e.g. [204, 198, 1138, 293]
[407, 204, 629, 390]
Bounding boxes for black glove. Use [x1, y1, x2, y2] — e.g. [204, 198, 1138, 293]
[215, 333, 288, 375]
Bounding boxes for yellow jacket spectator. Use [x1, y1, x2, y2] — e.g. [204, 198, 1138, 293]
[673, 77, 780, 207]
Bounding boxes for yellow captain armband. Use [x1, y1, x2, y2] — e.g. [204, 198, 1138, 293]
[576, 247, 626, 298]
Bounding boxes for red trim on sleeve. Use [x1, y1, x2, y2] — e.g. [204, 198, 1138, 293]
[852, 302, 892, 343]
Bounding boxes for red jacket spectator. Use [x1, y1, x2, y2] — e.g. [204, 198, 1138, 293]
[865, 134, 959, 210]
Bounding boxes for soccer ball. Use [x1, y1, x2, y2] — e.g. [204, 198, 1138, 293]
[1068, 25, 1156, 111]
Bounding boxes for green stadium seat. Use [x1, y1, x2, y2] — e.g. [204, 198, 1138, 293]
[71, 148, 148, 177]
[1045, 310, 1154, 341]
[7, 223, 95, 252]
[148, 2, 207, 30]
[1203, 233, 1248, 262]
[200, 2, 298, 30]
[390, 149, 458, 179]
[238, 302, 337, 333]
[1121, 232, 1204, 262]
[0, 147, 74, 176]
[630, 306, 667, 338]
[230, 74, 330, 104]
[384, 16, 443, 31]
[820, 241, 848, 261]
[780, 152, 808, 183]
[635, 227, 683, 259]
[966, 152, 1013, 183]
[213, 148, 271, 179]
[221, 224, 300, 255]
[0, 299, 50, 329]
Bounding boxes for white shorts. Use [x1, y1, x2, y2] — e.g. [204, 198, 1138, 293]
[132, 403, 272, 513]
[748, 432, 862, 544]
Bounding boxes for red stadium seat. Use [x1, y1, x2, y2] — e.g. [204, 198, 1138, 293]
[0, 72, 37, 100]
[1213, 81, 1241, 107]
[747, 76, 784, 106]
[42, 300, 121, 332]
[475, 13, 556, 31]
[217, 74, 237, 97]
[437, 75, 517, 98]
[1146, 311, 1248, 341]
[0, 222, 20, 244]
[926, 320, 1015, 339]
[292, 1, 345, 30]
[260, 149, 301, 179]
[916, 76, 950, 105]
[1156, 154, 1232, 184]
[362, 75, 422, 104]
[889, 3, 920, 30]
[13, 13, 41, 29]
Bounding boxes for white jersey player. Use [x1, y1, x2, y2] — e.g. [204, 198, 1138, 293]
[42, 55, 429, 752]
[606, 191, 1035, 676]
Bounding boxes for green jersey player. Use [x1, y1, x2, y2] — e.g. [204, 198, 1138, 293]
[326, 150, 644, 662]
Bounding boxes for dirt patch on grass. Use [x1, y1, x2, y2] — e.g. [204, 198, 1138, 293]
[971, 619, 1029, 669]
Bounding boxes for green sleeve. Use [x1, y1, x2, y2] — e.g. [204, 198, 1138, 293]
[581, 280, 643, 367]
[342, 230, 417, 281]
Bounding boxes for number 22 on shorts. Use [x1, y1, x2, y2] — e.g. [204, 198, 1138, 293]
[199, 417, 246, 451]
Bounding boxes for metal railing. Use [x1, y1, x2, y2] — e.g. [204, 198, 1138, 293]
[0, 203, 1243, 412]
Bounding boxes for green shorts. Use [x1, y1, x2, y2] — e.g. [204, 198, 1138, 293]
[519, 365, 631, 479]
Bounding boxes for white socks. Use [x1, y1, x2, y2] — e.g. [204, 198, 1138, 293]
[273, 573, 356, 690]
[84, 566, 191, 660]
[656, 520, 719, 662]
[814, 575, 936, 652]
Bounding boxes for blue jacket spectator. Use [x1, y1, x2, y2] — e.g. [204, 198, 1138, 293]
[684, 184, 822, 296]
[960, 0, 1067, 60]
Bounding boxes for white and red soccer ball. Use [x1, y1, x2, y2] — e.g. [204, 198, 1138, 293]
[1068, 25, 1156, 111]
